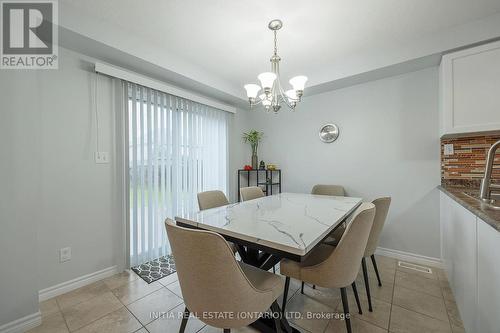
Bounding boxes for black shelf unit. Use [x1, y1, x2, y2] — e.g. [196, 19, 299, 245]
[237, 169, 282, 202]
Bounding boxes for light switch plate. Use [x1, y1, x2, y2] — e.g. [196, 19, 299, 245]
[94, 151, 109, 164]
[444, 144, 454, 156]
[60, 247, 71, 263]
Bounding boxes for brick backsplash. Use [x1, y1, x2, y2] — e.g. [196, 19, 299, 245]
[441, 134, 500, 187]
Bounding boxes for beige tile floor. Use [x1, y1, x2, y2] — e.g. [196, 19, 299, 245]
[29, 255, 463, 333]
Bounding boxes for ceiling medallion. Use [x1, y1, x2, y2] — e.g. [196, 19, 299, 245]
[244, 19, 308, 113]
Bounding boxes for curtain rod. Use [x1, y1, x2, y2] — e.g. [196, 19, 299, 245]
[94, 62, 237, 114]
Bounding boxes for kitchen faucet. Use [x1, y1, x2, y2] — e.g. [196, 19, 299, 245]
[479, 139, 500, 202]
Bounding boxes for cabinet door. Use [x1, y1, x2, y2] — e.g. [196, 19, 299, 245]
[441, 40, 500, 135]
[440, 192, 453, 278]
[477, 220, 500, 333]
[447, 199, 477, 333]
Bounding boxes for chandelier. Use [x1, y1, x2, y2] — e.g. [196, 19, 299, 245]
[244, 19, 308, 113]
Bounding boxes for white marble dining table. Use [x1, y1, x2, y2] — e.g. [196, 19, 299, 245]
[175, 192, 362, 262]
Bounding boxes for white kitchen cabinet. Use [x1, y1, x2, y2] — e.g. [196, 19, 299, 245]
[448, 202, 477, 333]
[477, 219, 500, 333]
[441, 192, 500, 333]
[440, 193, 477, 332]
[440, 40, 500, 136]
[440, 192, 453, 278]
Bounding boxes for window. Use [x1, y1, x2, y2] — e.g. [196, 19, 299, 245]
[127, 83, 229, 266]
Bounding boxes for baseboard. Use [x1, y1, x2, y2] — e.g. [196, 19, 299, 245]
[0, 312, 41, 333]
[376, 246, 444, 269]
[39, 265, 118, 302]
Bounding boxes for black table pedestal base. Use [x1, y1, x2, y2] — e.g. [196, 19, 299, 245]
[250, 316, 300, 333]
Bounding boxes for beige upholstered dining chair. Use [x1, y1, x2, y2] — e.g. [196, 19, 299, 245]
[165, 219, 286, 332]
[302, 184, 346, 293]
[197, 190, 230, 210]
[311, 184, 345, 245]
[280, 203, 376, 333]
[312, 184, 346, 246]
[197, 190, 237, 254]
[311, 184, 345, 196]
[240, 186, 265, 201]
[360, 197, 391, 312]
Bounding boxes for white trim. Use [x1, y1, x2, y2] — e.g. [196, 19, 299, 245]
[376, 246, 443, 269]
[94, 62, 237, 114]
[38, 266, 119, 302]
[0, 312, 41, 333]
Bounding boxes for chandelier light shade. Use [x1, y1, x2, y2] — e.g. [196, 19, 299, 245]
[244, 84, 261, 99]
[244, 19, 308, 113]
[257, 72, 277, 91]
[289, 76, 308, 95]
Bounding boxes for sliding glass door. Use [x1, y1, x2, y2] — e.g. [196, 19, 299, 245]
[127, 83, 229, 266]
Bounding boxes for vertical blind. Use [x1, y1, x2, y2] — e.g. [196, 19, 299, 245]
[127, 82, 229, 266]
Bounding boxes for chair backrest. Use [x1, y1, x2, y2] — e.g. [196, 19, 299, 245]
[240, 186, 265, 201]
[364, 197, 391, 256]
[165, 219, 274, 328]
[197, 190, 229, 210]
[311, 184, 345, 196]
[301, 203, 375, 288]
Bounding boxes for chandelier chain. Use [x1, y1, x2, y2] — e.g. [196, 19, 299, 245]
[273, 30, 277, 56]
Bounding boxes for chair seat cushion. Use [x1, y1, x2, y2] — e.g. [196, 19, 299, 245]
[239, 262, 284, 300]
[280, 244, 335, 281]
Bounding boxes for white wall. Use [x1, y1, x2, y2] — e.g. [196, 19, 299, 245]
[35, 48, 124, 289]
[0, 47, 124, 326]
[249, 68, 441, 258]
[0, 69, 42, 326]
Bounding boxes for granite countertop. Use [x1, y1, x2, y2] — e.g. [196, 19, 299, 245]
[438, 185, 500, 232]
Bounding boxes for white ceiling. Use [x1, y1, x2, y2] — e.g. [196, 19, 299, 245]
[60, 0, 500, 101]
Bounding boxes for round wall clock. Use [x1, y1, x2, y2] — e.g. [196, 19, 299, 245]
[319, 123, 339, 143]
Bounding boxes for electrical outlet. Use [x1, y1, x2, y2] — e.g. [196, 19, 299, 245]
[444, 144, 454, 156]
[60, 247, 71, 263]
[94, 151, 109, 164]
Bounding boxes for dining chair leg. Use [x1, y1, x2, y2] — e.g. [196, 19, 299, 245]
[351, 282, 362, 314]
[301, 281, 304, 294]
[361, 258, 373, 312]
[179, 307, 190, 333]
[340, 287, 352, 333]
[282, 277, 290, 315]
[273, 266, 276, 273]
[370, 254, 382, 287]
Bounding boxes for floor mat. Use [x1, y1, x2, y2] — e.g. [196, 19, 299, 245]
[131, 255, 176, 284]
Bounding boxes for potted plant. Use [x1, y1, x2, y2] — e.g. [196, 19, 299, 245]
[242, 130, 263, 169]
